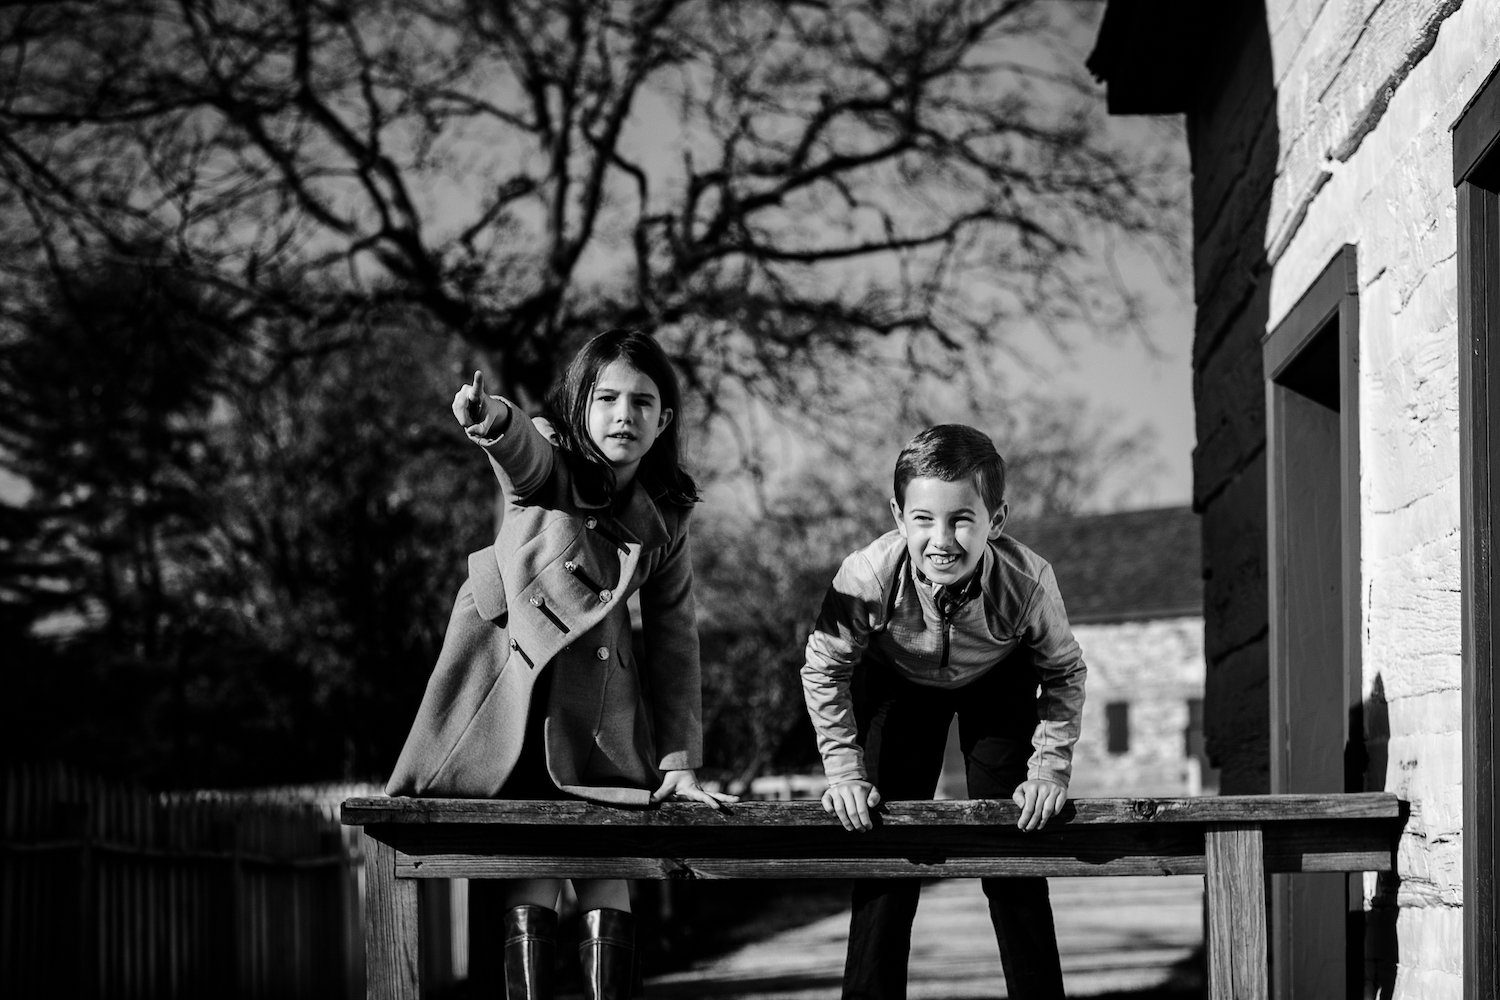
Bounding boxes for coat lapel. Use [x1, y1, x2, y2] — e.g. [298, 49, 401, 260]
[611, 483, 670, 553]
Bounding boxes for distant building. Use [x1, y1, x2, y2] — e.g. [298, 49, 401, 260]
[939, 505, 1213, 799]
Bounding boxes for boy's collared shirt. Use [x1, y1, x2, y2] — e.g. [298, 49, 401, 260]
[802, 529, 1087, 788]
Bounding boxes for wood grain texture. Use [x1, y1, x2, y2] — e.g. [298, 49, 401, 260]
[1206, 823, 1268, 1000]
[341, 793, 1400, 828]
[373, 818, 1394, 881]
[361, 830, 419, 1000]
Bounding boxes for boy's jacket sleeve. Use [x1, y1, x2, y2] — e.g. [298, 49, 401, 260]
[1021, 563, 1088, 788]
[801, 552, 881, 784]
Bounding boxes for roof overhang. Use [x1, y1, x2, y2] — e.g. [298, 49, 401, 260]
[1086, 0, 1207, 115]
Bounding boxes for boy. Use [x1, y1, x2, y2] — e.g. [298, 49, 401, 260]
[801, 424, 1087, 1000]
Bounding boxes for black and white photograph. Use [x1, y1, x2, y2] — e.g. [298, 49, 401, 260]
[2, 1, 1497, 998]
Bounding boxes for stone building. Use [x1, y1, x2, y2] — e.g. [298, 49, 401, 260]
[1089, 2, 1499, 998]
[1011, 506, 1212, 799]
[939, 505, 1213, 800]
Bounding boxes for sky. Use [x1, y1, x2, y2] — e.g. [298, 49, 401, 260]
[1027, 251, 1196, 510]
[0, 5, 1198, 514]
[621, 7, 1200, 513]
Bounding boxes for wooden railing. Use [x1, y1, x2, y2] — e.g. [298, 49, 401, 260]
[341, 791, 1404, 1000]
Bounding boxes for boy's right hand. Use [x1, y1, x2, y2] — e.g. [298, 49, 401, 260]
[822, 780, 882, 832]
[452, 370, 492, 428]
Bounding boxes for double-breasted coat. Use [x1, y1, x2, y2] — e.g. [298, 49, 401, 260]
[385, 401, 702, 806]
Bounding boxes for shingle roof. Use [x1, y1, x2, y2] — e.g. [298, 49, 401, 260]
[1006, 505, 1203, 624]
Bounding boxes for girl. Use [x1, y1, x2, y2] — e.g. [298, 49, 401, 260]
[386, 329, 735, 1000]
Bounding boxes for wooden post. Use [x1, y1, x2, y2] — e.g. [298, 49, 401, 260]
[362, 830, 420, 1000]
[1205, 822, 1268, 1000]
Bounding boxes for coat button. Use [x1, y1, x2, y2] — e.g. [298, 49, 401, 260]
[529, 594, 544, 607]
[564, 560, 577, 573]
[595, 646, 609, 661]
[585, 516, 598, 529]
[599, 589, 613, 603]
[509, 638, 519, 650]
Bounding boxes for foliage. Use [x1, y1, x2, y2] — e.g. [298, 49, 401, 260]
[0, 0, 1185, 786]
[0, 252, 491, 786]
[0, 0, 1183, 408]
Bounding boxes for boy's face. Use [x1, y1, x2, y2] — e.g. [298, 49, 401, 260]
[890, 475, 1006, 587]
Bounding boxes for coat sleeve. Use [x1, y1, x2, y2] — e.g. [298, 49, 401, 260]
[1019, 564, 1088, 788]
[801, 552, 880, 784]
[638, 509, 703, 772]
[465, 399, 556, 499]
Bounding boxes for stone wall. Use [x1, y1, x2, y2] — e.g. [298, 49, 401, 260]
[1193, 1, 1500, 995]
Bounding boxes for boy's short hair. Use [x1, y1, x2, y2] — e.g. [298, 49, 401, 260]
[892, 424, 1006, 512]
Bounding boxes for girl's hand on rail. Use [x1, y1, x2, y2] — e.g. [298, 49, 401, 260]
[651, 769, 739, 811]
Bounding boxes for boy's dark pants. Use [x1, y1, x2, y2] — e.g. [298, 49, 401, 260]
[843, 659, 1066, 1000]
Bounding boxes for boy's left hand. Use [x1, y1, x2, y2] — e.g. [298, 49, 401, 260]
[651, 769, 739, 811]
[1012, 778, 1067, 831]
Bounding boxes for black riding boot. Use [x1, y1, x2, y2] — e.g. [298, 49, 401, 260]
[503, 904, 557, 1000]
[578, 907, 636, 999]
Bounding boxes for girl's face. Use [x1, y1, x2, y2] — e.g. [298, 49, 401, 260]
[586, 359, 673, 487]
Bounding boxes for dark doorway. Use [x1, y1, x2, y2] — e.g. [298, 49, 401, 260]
[1263, 245, 1362, 999]
[1453, 62, 1500, 1000]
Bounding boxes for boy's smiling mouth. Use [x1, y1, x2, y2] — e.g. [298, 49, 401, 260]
[926, 551, 961, 568]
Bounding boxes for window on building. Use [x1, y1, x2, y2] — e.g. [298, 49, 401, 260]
[1184, 697, 1205, 760]
[1105, 701, 1130, 754]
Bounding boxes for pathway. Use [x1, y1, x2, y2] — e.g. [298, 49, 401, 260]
[642, 875, 1205, 999]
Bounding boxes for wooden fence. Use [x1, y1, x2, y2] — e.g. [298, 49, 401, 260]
[1, 763, 382, 1000]
[344, 791, 1405, 1000]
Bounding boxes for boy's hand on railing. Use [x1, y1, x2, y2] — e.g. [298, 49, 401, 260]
[650, 769, 739, 811]
[1012, 779, 1067, 831]
[823, 780, 882, 833]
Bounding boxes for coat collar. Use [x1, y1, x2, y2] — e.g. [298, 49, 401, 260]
[569, 474, 671, 552]
[611, 481, 671, 551]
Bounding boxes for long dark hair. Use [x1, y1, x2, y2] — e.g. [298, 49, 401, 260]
[546, 329, 700, 507]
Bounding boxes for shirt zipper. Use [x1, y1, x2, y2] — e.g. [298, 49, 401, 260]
[939, 613, 952, 673]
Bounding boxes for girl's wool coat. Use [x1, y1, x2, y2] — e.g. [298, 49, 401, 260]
[385, 402, 702, 806]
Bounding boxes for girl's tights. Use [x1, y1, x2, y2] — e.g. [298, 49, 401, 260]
[504, 878, 631, 912]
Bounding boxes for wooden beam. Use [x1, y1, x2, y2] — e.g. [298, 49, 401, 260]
[341, 793, 1401, 828]
[1206, 823, 1268, 1000]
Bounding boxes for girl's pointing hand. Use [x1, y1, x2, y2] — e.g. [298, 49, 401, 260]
[453, 369, 491, 427]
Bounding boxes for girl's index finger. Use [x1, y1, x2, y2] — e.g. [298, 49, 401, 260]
[471, 370, 485, 396]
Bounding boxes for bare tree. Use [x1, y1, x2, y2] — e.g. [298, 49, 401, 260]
[0, 0, 1181, 408]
